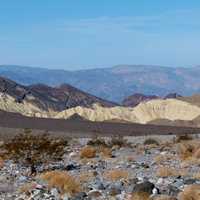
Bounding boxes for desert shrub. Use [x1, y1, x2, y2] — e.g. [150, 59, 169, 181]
[177, 141, 200, 160]
[194, 148, 200, 158]
[80, 146, 96, 159]
[193, 172, 200, 179]
[108, 136, 129, 148]
[154, 155, 172, 164]
[40, 171, 80, 195]
[99, 146, 112, 158]
[104, 169, 129, 181]
[20, 182, 37, 194]
[144, 138, 159, 146]
[177, 142, 194, 160]
[78, 171, 95, 184]
[1, 133, 68, 166]
[156, 166, 185, 177]
[129, 192, 150, 200]
[87, 137, 107, 147]
[175, 134, 193, 143]
[180, 157, 200, 168]
[153, 195, 177, 200]
[24, 128, 32, 134]
[177, 184, 200, 200]
[156, 166, 174, 177]
[0, 157, 4, 168]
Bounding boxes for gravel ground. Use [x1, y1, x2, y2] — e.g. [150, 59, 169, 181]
[0, 135, 200, 200]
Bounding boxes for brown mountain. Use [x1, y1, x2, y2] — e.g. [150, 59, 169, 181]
[122, 92, 183, 107]
[0, 76, 118, 112]
[177, 94, 200, 108]
[122, 93, 159, 107]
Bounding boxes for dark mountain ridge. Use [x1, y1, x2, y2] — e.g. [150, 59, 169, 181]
[122, 93, 159, 107]
[0, 76, 117, 112]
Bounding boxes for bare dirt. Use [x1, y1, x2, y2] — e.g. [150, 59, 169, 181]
[0, 110, 200, 139]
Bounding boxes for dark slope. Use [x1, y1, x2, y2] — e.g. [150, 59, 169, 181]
[122, 92, 182, 107]
[0, 76, 117, 112]
[122, 93, 159, 107]
[0, 110, 200, 137]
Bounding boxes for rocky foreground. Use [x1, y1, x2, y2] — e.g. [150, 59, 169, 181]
[0, 134, 200, 200]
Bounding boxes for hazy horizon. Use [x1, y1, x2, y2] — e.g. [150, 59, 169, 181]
[0, 1, 200, 70]
[0, 63, 196, 71]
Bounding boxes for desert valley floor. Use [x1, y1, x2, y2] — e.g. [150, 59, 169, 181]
[0, 116, 199, 199]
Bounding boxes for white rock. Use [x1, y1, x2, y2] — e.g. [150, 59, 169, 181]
[157, 178, 164, 185]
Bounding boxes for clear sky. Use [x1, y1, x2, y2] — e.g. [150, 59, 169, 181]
[0, 0, 200, 70]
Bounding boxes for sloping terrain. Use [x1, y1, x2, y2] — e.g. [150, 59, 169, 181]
[0, 77, 117, 116]
[132, 99, 200, 123]
[55, 104, 137, 122]
[0, 109, 200, 136]
[122, 92, 181, 107]
[0, 76, 200, 126]
[56, 99, 200, 125]
[178, 94, 200, 107]
[147, 118, 199, 127]
[2, 65, 200, 102]
[122, 93, 159, 107]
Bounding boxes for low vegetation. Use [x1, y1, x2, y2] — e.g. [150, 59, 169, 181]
[156, 166, 185, 177]
[193, 172, 200, 180]
[175, 134, 193, 143]
[153, 195, 177, 200]
[99, 146, 113, 158]
[80, 146, 96, 159]
[154, 155, 172, 164]
[143, 138, 159, 146]
[108, 136, 130, 148]
[87, 136, 130, 148]
[0, 131, 68, 167]
[20, 182, 37, 194]
[87, 137, 107, 147]
[177, 184, 200, 200]
[129, 192, 150, 200]
[2, 130, 200, 199]
[104, 169, 129, 181]
[40, 171, 81, 195]
[177, 140, 200, 160]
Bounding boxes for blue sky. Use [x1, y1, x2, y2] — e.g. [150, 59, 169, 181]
[0, 0, 200, 70]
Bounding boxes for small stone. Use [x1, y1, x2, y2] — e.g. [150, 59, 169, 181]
[65, 164, 78, 171]
[51, 188, 60, 199]
[18, 176, 27, 182]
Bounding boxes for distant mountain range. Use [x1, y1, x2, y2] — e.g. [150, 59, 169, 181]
[1, 65, 200, 102]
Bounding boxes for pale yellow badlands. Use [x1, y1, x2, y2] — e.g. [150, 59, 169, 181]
[0, 93, 49, 117]
[56, 99, 200, 124]
[1, 93, 200, 124]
